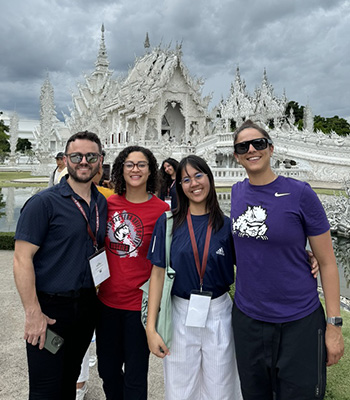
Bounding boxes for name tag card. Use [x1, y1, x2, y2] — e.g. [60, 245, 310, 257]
[89, 248, 110, 287]
[185, 290, 212, 328]
[165, 196, 172, 207]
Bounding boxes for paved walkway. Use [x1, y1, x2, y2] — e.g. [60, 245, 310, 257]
[0, 250, 165, 400]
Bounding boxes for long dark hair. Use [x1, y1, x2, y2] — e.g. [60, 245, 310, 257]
[173, 155, 224, 232]
[111, 146, 159, 195]
[160, 158, 179, 195]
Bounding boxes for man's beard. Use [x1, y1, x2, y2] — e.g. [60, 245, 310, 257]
[67, 162, 99, 183]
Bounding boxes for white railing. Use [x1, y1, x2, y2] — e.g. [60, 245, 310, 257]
[212, 167, 310, 186]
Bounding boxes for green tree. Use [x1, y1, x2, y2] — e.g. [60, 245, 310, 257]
[284, 102, 350, 136]
[285, 101, 304, 125]
[314, 115, 350, 136]
[16, 138, 32, 153]
[0, 111, 10, 153]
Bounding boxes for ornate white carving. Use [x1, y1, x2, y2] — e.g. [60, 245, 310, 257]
[59, 28, 350, 186]
[65, 25, 120, 146]
[9, 113, 19, 156]
[319, 180, 350, 237]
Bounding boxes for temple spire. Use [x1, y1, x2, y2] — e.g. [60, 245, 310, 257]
[95, 24, 109, 72]
[144, 32, 150, 53]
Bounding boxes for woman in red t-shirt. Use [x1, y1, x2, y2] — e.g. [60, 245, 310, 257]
[96, 146, 169, 399]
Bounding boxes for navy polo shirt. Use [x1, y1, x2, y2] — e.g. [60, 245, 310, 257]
[15, 177, 107, 293]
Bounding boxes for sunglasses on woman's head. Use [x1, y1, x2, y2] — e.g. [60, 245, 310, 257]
[234, 138, 272, 155]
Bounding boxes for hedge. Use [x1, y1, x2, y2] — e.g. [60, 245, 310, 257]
[0, 232, 15, 250]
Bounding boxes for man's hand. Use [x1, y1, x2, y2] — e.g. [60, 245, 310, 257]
[24, 309, 56, 349]
[307, 250, 319, 278]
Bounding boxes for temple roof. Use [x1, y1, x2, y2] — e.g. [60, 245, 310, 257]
[105, 42, 210, 117]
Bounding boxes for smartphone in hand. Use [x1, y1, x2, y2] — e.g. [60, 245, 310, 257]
[42, 328, 64, 354]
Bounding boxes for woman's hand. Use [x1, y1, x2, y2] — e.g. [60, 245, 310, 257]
[146, 329, 170, 358]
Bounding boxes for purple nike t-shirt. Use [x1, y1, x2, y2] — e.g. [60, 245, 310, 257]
[231, 176, 330, 323]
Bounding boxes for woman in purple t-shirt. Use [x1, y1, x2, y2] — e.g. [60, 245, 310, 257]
[230, 119, 344, 400]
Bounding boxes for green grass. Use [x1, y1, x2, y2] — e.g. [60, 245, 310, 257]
[314, 188, 347, 197]
[322, 298, 350, 399]
[0, 171, 47, 188]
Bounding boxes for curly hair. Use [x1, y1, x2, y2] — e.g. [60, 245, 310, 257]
[159, 158, 179, 196]
[111, 146, 160, 195]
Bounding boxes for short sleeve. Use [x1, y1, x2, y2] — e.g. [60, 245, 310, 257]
[300, 183, 330, 236]
[15, 195, 50, 246]
[147, 212, 167, 268]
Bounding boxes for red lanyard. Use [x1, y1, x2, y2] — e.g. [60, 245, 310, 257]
[186, 209, 212, 291]
[71, 196, 99, 251]
[167, 179, 176, 196]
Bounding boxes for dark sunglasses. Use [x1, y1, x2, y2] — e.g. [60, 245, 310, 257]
[66, 152, 100, 164]
[234, 138, 272, 155]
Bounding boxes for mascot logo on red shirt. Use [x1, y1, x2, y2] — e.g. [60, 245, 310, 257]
[107, 211, 144, 256]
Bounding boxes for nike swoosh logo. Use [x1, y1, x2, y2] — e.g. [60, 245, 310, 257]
[274, 192, 291, 197]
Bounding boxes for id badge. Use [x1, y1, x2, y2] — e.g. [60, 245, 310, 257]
[165, 196, 172, 207]
[88, 247, 110, 287]
[185, 290, 212, 328]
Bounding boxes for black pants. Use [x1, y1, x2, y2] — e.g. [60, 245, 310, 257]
[27, 289, 97, 400]
[232, 303, 327, 400]
[96, 301, 150, 400]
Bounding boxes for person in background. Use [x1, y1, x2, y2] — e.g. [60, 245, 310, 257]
[48, 152, 67, 187]
[96, 145, 169, 399]
[147, 155, 243, 400]
[94, 151, 114, 199]
[159, 158, 179, 209]
[13, 131, 107, 400]
[230, 120, 344, 399]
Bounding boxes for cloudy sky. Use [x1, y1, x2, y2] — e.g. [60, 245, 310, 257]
[1, 0, 349, 122]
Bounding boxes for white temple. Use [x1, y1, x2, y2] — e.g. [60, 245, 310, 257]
[62, 25, 350, 186]
[6, 25, 350, 186]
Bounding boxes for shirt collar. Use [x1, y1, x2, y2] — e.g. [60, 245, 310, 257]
[58, 175, 99, 201]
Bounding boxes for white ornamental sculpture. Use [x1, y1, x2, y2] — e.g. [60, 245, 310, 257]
[9, 112, 19, 164]
[34, 75, 59, 175]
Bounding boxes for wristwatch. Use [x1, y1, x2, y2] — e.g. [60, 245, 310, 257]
[327, 317, 343, 327]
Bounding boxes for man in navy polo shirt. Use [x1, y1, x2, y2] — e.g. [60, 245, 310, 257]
[13, 131, 107, 400]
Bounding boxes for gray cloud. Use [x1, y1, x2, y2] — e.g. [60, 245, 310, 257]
[1, 0, 349, 121]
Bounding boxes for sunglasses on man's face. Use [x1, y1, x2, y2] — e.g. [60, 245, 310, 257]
[234, 138, 273, 155]
[66, 152, 100, 164]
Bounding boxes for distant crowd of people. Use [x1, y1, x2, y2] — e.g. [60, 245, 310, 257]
[13, 120, 344, 400]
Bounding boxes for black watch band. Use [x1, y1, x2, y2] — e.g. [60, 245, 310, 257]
[327, 317, 343, 327]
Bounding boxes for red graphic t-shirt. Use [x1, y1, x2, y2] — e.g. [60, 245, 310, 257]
[98, 194, 169, 311]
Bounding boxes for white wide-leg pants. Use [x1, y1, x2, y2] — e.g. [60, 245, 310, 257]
[163, 293, 243, 400]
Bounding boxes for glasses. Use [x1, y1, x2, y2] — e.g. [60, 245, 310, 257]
[123, 161, 149, 170]
[66, 152, 100, 164]
[180, 172, 207, 185]
[234, 138, 272, 155]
